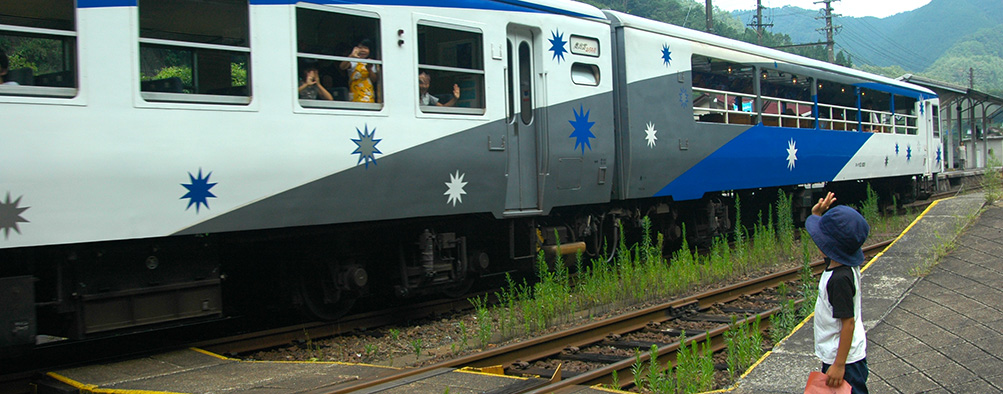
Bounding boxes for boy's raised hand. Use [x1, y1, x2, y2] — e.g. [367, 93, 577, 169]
[812, 192, 837, 216]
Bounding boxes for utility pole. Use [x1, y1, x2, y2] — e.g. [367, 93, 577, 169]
[706, 0, 714, 33]
[748, 0, 773, 45]
[814, 0, 840, 63]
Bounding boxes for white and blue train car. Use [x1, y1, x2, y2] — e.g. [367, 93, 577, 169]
[605, 10, 941, 239]
[0, 0, 614, 349]
[0, 0, 941, 352]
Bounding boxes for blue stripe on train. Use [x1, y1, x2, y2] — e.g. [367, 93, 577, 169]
[655, 124, 873, 201]
[79, 0, 600, 19]
[854, 82, 934, 101]
[78, 0, 135, 7]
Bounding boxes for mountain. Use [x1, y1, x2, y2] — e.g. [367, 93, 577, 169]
[580, 0, 1003, 95]
[924, 27, 1003, 96]
[731, 0, 1003, 73]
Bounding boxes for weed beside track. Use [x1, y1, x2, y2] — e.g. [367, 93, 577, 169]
[244, 189, 924, 392]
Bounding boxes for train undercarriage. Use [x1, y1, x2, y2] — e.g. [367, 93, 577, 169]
[0, 175, 931, 357]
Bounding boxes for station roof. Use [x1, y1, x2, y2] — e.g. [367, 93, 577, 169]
[899, 74, 1003, 109]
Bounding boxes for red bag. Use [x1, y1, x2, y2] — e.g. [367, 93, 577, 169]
[804, 371, 851, 394]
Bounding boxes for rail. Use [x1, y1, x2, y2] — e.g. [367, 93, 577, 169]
[323, 240, 891, 393]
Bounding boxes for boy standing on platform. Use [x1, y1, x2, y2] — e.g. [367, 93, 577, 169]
[806, 192, 870, 393]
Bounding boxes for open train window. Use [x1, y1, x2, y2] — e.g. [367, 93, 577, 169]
[139, 0, 250, 105]
[760, 70, 813, 128]
[296, 5, 381, 110]
[0, 0, 77, 98]
[417, 22, 484, 115]
[815, 80, 860, 131]
[691, 55, 754, 125]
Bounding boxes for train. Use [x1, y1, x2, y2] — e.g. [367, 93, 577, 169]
[0, 0, 940, 354]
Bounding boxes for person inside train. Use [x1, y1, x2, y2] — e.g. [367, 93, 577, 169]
[418, 71, 460, 107]
[0, 49, 18, 86]
[339, 38, 379, 103]
[298, 60, 333, 100]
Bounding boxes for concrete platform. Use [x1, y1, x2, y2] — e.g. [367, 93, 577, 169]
[730, 193, 1003, 393]
[47, 348, 401, 393]
[46, 345, 625, 393]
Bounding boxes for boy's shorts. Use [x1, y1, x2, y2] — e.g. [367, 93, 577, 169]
[822, 358, 868, 394]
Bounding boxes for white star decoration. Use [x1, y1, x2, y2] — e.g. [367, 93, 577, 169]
[786, 139, 798, 171]
[444, 171, 468, 207]
[644, 122, 658, 148]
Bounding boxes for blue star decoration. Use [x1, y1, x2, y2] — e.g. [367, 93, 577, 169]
[895, 143, 900, 156]
[885, 156, 889, 166]
[568, 105, 596, 154]
[0, 192, 29, 239]
[352, 124, 382, 169]
[661, 44, 672, 66]
[906, 145, 912, 161]
[679, 88, 690, 108]
[181, 168, 217, 213]
[936, 146, 942, 164]
[548, 30, 568, 63]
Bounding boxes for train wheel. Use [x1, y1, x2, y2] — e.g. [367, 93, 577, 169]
[441, 277, 475, 299]
[295, 262, 357, 321]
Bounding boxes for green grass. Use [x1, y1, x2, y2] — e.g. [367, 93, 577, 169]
[464, 190, 920, 364]
[725, 316, 764, 379]
[983, 156, 1003, 205]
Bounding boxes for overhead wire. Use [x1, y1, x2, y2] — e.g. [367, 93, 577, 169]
[850, 18, 930, 67]
[745, 3, 932, 71]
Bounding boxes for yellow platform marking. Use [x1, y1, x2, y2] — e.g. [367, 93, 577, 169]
[47, 372, 188, 394]
[456, 366, 529, 380]
[694, 196, 949, 394]
[47, 347, 400, 394]
[190, 347, 399, 369]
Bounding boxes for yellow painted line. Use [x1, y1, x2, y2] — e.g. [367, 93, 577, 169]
[588, 383, 634, 393]
[861, 198, 942, 272]
[695, 196, 951, 394]
[189, 347, 236, 360]
[46, 372, 189, 394]
[189, 347, 399, 369]
[456, 367, 530, 380]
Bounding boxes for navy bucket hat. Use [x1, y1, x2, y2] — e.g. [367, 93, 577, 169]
[805, 205, 870, 267]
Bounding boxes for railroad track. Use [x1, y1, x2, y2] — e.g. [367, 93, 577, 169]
[0, 293, 488, 394]
[4, 182, 948, 393]
[197, 293, 487, 356]
[324, 240, 890, 393]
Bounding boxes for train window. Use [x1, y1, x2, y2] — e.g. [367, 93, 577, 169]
[138, 0, 250, 105]
[760, 70, 813, 128]
[815, 80, 860, 131]
[571, 63, 599, 86]
[892, 95, 918, 135]
[518, 41, 532, 124]
[859, 89, 892, 133]
[932, 105, 940, 138]
[691, 55, 754, 125]
[506, 40, 515, 123]
[296, 5, 381, 110]
[417, 22, 484, 115]
[0, 0, 77, 97]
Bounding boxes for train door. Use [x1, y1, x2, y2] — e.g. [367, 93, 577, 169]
[504, 26, 542, 212]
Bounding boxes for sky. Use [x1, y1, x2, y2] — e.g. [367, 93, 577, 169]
[709, 0, 932, 18]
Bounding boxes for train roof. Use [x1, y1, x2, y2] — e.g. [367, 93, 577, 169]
[603, 10, 936, 99]
[235, 0, 608, 21]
